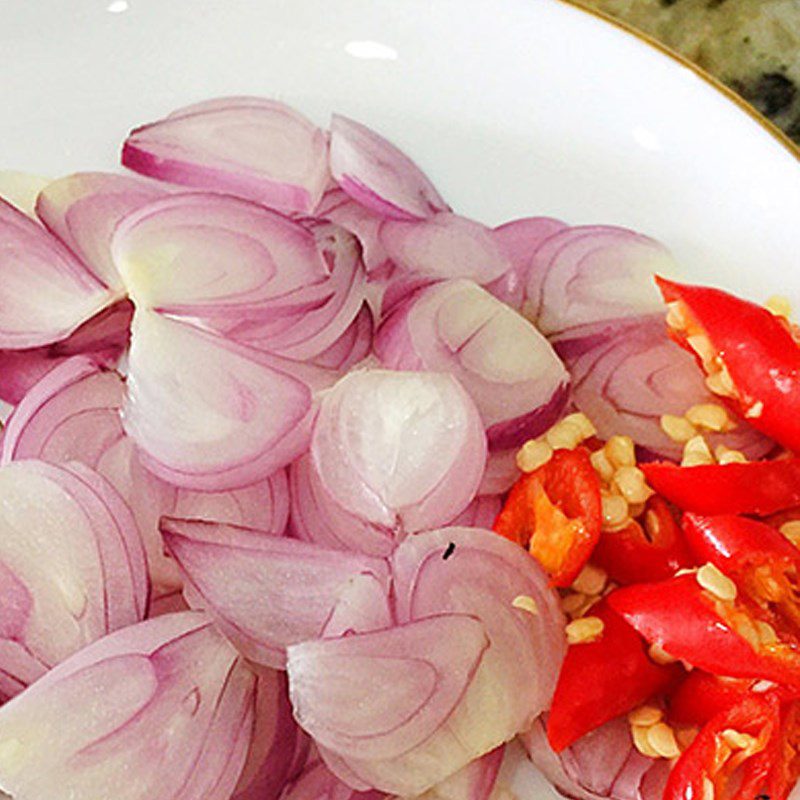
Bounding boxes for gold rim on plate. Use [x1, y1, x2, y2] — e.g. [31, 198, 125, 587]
[557, 0, 800, 162]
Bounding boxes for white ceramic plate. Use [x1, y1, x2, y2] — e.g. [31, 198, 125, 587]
[2, 0, 799, 796]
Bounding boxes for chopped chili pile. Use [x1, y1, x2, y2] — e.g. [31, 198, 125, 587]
[493, 279, 800, 800]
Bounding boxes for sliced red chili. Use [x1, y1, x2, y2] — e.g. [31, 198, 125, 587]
[640, 458, 800, 516]
[546, 600, 681, 752]
[682, 513, 800, 637]
[493, 447, 601, 587]
[656, 276, 800, 452]
[665, 693, 779, 800]
[608, 574, 800, 689]
[592, 496, 694, 585]
[771, 700, 800, 800]
[669, 671, 757, 727]
[765, 505, 800, 531]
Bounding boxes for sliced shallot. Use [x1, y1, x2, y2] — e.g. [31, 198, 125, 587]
[554, 314, 773, 461]
[411, 747, 504, 800]
[526, 225, 676, 336]
[2, 355, 291, 591]
[314, 187, 390, 273]
[286, 614, 489, 761]
[161, 518, 391, 669]
[0, 199, 115, 349]
[375, 280, 570, 449]
[379, 214, 511, 285]
[478, 449, 521, 496]
[0, 612, 255, 800]
[111, 192, 329, 316]
[0, 170, 50, 216]
[0, 459, 147, 698]
[124, 312, 333, 490]
[173, 469, 290, 535]
[0, 298, 131, 405]
[36, 171, 168, 291]
[289, 453, 395, 558]
[0, 356, 179, 590]
[315, 527, 565, 795]
[311, 369, 486, 532]
[309, 303, 373, 371]
[329, 114, 448, 220]
[486, 216, 567, 310]
[521, 717, 669, 800]
[233, 669, 308, 800]
[226, 221, 369, 363]
[281, 758, 384, 800]
[449, 494, 504, 529]
[122, 97, 329, 213]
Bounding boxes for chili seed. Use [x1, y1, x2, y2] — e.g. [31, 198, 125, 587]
[571, 564, 607, 596]
[647, 722, 681, 759]
[755, 620, 778, 645]
[601, 493, 629, 530]
[734, 616, 761, 649]
[545, 420, 585, 451]
[720, 728, 758, 751]
[765, 295, 792, 318]
[565, 616, 604, 644]
[687, 333, 715, 365]
[561, 412, 597, 440]
[780, 521, 800, 548]
[631, 725, 661, 758]
[681, 435, 714, 467]
[702, 777, 715, 800]
[705, 363, 737, 398]
[696, 563, 738, 602]
[516, 439, 553, 473]
[627, 705, 663, 727]
[685, 403, 735, 433]
[567, 594, 601, 620]
[511, 595, 539, 615]
[613, 466, 653, 505]
[714, 445, 747, 465]
[665, 301, 688, 330]
[605, 435, 636, 468]
[628, 501, 646, 518]
[644, 510, 660, 537]
[648, 642, 679, 665]
[561, 592, 590, 619]
[590, 449, 615, 482]
[745, 401, 764, 419]
[659, 414, 697, 443]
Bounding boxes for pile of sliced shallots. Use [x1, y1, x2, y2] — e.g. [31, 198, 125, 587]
[0, 98, 764, 800]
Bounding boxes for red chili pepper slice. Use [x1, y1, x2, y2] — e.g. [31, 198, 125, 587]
[682, 513, 800, 637]
[546, 600, 681, 752]
[765, 505, 800, 530]
[608, 574, 800, 688]
[665, 693, 779, 800]
[591, 496, 694, 585]
[669, 671, 757, 727]
[772, 700, 800, 800]
[640, 458, 800, 516]
[493, 447, 601, 587]
[656, 276, 800, 452]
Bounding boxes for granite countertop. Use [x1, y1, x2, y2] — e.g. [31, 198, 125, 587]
[578, 0, 800, 143]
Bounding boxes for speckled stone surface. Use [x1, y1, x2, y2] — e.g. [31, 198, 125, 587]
[577, 0, 800, 142]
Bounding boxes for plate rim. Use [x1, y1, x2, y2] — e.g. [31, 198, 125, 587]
[557, 0, 800, 163]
